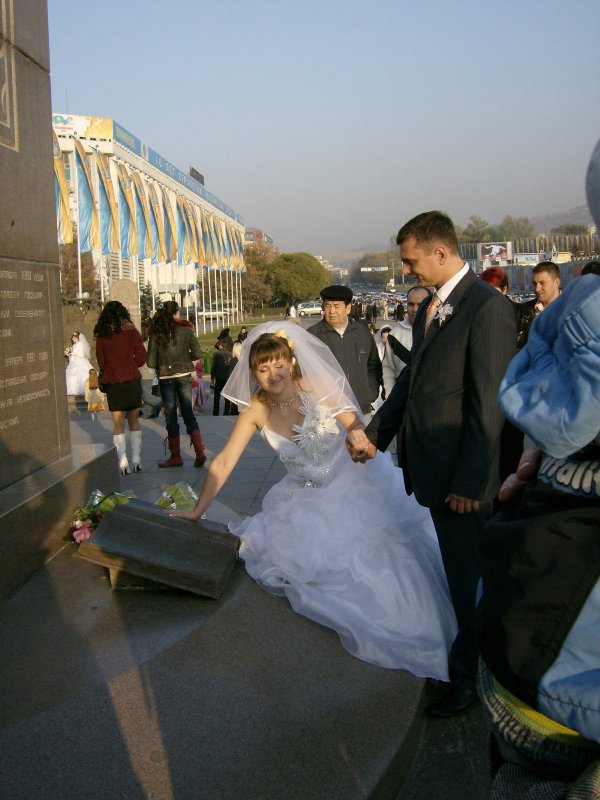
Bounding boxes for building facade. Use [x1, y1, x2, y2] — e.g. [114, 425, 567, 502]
[52, 114, 245, 327]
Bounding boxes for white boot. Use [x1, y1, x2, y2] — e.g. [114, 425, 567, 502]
[113, 433, 130, 475]
[130, 430, 142, 472]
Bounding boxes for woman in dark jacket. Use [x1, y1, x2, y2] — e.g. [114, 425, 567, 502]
[146, 301, 207, 468]
[94, 301, 147, 474]
[215, 327, 234, 351]
[210, 342, 234, 415]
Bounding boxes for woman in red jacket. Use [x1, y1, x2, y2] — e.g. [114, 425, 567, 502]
[94, 301, 147, 474]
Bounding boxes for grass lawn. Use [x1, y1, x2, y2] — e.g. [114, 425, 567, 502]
[194, 307, 287, 354]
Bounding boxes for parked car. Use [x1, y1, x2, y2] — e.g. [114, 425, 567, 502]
[297, 301, 323, 317]
[195, 306, 228, 319]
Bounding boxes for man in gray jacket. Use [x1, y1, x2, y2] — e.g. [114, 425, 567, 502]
[308, 285, 382, 420]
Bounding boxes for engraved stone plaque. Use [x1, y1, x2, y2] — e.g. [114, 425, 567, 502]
[0, 0, 19, 152]
[0, 263, 69, 489]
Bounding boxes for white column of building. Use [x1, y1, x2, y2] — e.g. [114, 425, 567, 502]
[207, 267, 214, 334]
[225, 264, 231, 327]
[199, 265, 206, 334]
[214, 268, 220, 330]
[218, 267, 225, 328]
[230, 265, 237, 324]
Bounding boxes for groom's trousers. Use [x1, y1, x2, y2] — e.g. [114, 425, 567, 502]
[430, 503, 492, 688]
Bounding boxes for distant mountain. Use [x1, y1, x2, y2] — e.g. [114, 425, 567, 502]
[530, 205, 593, 234]
[320, 206, 594, 267]
[321, 243, 390, 269]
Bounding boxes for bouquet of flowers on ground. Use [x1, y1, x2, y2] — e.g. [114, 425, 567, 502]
[155, 482, 198, 511]
[70, 489, 136, 543]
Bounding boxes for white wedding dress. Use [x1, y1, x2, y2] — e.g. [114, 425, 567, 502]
[229, 391, 457, 679]
[65, 339, 93, 396]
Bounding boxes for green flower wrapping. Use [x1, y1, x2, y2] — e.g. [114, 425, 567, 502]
[155, 482, 199, 511]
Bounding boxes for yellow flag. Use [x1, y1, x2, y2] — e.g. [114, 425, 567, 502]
[131, 171, 155, 259]
[148, 182, 167, 263]
[161, 186, 178, 262]
[193, 205, 207, 266]
[114, 162, 138, 256]
[201, 210, 218, 269]
[52, 130, 73, 244]
[183, 198, 201, 263]
[176, 195, 192, 264]
[73, 137, 100, 251]
[89, 148, 119, 253]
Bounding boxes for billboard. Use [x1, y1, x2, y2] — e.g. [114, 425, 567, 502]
[477, 241, 513, 265]
[52, 114, 114, 140]
[513, 253, 538, 267]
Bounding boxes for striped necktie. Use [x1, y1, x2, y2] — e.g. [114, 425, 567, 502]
[424, 294, 442, 335]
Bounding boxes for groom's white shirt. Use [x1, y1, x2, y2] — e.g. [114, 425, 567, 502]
[434, 263, 470, 304]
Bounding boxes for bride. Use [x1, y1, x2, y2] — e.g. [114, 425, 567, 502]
[172, 321, 457, 678]
[65, 331, 93, 396]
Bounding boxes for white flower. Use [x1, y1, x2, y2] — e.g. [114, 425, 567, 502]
[292, 400, 339, 461]
[435, 303, 454, 325]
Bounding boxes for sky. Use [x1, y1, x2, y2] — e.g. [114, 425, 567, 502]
[47, 0, 600, 261]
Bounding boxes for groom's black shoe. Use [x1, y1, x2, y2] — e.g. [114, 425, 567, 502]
[425, 684, 478, 718]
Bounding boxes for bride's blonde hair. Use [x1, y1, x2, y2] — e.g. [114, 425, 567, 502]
[249, 333, 302, 383]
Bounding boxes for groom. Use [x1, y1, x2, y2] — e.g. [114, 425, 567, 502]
[350, 211, 516, 716]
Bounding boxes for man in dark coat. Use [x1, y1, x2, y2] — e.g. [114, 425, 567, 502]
[349, 211, 516, 716]
[308, 285, 382, 420]
[517, 260, 561, 348]
[210, 343, 234, 416]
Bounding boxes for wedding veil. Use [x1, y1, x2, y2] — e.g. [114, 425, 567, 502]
[75, 331, 91, 358]
[221, 321, 361, 418]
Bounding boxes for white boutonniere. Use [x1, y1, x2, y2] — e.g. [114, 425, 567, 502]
[435, 303, 454, 325]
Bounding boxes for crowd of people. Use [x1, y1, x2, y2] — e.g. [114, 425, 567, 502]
[66, 301, 251, 470]
[63, 170, 600, 795]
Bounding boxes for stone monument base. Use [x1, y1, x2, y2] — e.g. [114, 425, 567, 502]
[0, 444, 120, 599]
[77, 499, 239, 598]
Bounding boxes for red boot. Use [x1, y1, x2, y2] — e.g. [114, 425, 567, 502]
[159, 435, 183, 468]
[190, 429, 207, 468]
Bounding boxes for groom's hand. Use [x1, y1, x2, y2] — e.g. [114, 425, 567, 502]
[346, 430, 377, 463]
[445, 493, 480, 513]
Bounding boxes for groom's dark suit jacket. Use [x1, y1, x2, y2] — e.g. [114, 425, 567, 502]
[366, 269, 516, 510]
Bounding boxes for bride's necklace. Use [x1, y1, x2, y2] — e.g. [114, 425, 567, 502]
[268, 391, 298, 410]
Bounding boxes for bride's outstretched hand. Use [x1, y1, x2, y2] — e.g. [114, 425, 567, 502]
[167, 509, 200, 521]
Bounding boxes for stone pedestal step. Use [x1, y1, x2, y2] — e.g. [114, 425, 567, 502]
[77, 499, 239, 598]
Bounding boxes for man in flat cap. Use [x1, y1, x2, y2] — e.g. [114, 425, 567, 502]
[308, 285, 382, 420]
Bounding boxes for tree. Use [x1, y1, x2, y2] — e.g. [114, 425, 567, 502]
[459, 215, 493, 244]
[59, 238, 98, 299]
[139, 282, 158, 323]
[268, 252, 330, 303]
[550, 223, 589, 235]
[240, 263, 272, 311]
[240, 243, 277, 310]
[494, 215, 534, 240]
[244, 243, 278, 286]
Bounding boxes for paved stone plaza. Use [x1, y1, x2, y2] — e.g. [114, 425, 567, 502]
[0, 400, 489, 799]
